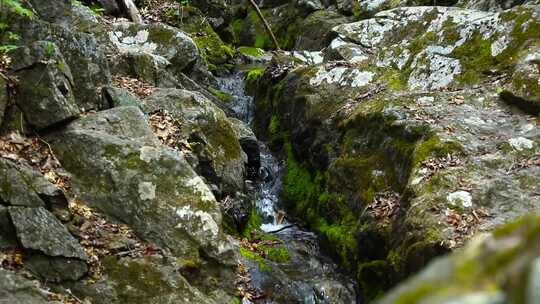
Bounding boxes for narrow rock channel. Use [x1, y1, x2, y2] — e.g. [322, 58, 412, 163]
[217, 70, 359, 303]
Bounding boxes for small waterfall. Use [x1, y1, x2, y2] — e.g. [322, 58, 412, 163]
[217, 69, 359, 304]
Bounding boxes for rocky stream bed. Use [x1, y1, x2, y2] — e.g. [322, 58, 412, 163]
[0, 0, 539, 303]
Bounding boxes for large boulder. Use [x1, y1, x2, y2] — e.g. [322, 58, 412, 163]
[48, 106, 235, 262]
[143, 89, 247, 197]
[9, 206, 88, 281]
[378, 212, 540, 304]
[9, 41, 80, 130]
[65, 256, 219, 304]
[107, 22, 202, 86]
[10, 18, 112, 111]
[253, 5, 540, 300]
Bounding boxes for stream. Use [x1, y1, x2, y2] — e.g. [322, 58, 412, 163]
[217, 70, 360, 304]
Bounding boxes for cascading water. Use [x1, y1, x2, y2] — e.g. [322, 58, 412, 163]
[217, 70, 360, 304]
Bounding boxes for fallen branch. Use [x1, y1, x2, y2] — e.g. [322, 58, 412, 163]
[247, 0, 281, 50]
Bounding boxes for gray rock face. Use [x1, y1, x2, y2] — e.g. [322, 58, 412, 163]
[0, 158, 68, 209]
[67, 256, 218, 304]
[28, 0, 72, 25]
[0, 159, 46, 208]
[328, 6, 540, 90]
[102, 86, 144, 109]
[25, 254, 88, 282]
[501, 45, 540, 115]
[12, 19, 111, 111]
[49, 106, 235, 262]
[9, 207, 87, 260]
[143, 89, 247, 197]
[107, 22, 200, 84]
[0, 269, 48, 304]
[377, 213, 540, 304]
[10, 41, 80, 129]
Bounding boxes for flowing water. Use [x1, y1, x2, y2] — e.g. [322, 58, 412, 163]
[217, 70, 360, 304]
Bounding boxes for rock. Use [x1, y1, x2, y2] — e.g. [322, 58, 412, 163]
[97, 0, 121, 15]
[143, 89, 247, 197]
[0, 158, 68, 209]
[328, 6, 540, 90]
[190, 0, 233, 28]
[457, 0, 536, 11]
[253, 6, 540, 297]
[377, 212, 540, 304]
[0, 269, 48, 304]
[66, 256, 218, 304]
[500, 45, 540, 115]
[9, 206, 87, 260]
[229, 117, 260, 179]
[164, 6, 234, 72]
[102, 86, 144, 109]
[8, 205, 88, 281]
[25, 254, 88, 282]
[0, 159, 46, 208]
[107, 22, 200, 83]
[11, 19, 112, 111]
[28, 0, 72, 25]
[48, 106, 235, 262]
[9, 41, 80, 129]
[295, 10, 353, 51]
[0, 206, 17, 248]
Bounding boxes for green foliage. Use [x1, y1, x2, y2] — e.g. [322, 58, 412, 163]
[242, 208, 262, 239]
[1, 0, 33, 18]
[239, 247, 272, 272]
[89, 3, 105, 15]
[0, 0, 33, 54]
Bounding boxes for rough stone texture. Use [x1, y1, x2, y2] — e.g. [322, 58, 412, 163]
[9, 16, 112, 111]
[48, 106, 235, 262]
[102, 86, 144, 109]
[66, 256, 219, 304]
[107, 22, 200, 84]
[253, 5, 540, 298]
[143, 89, 247, 197]
[229, 117, 260, 179]
[9, 41, 80, 129]
[0, 269, 48, 304]
[25, 254, 88, 282]
[28, 0, 72, 25]
[501, 44, 540, 115]
[378, 212, 540, 304]
[9, 207, 87, 260]
[457, 0, 538, 11]
[0, 159, 46, 208]
[328, 6, 540, 90]
[295, 10, 353, 51]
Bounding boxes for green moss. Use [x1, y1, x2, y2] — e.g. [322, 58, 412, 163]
[268, 115, 280, 136]
[261, 245, 290, 263]
[242, 208, 262, 238]
[245, 67, 264, 84]
[238, 46, 265, 58]
[240, 247, 272, 272]
[209, 88, 233, 103]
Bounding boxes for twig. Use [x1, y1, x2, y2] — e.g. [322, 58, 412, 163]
[266, 224, 294, 233]
[247, 0, 281, 50]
